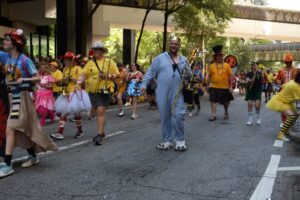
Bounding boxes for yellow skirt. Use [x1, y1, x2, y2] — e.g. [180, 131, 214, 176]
[266, 96, 296, 112]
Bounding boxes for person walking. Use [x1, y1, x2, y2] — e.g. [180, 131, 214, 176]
[207, 45, 234, 121]
[141, 36, 192, 151]
[82, 42, 119, 145]
[245, 62, 263, 125]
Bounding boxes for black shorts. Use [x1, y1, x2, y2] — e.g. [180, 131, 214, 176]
[89, 92, 112, 108]
[146, 86, 155, 96]
[209, 88, 234, 104]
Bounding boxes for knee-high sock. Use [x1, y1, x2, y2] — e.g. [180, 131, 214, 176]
[75, 116, 82, 133]
[57, 116, 67, 134]
[280, 115, 299, 135]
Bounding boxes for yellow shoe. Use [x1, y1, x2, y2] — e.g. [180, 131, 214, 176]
[277, 132, 290, 141]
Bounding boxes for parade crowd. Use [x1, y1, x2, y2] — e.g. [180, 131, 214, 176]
[0, 29, 299, 179]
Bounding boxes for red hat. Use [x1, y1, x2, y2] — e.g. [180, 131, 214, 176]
[61, 52, 75, 60]
[88, 49, 94, 57]
[283, 53, 293, 62]
[5, 29, 26, 46]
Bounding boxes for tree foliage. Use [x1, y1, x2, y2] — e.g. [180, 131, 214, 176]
[173, 0, 234, 54]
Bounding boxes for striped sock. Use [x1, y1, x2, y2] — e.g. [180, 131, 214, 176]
[280, 115, 299, 135]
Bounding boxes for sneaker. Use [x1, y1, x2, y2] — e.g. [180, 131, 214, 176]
[174, 140, 188, 152]
[131, 114, 138, 120]
[246, 119, 253, 126]
[156, 141, 173, 150]
[256, 118, 261, 125]
[277, 132, 290, 141]
[21, 156, 39, 168]
[125, 102, 130, 107]
[0, 164, 14, 178]
[50, 133, 64, 140]
[188, 112, 193, 117]
[74, 131, 84, 139]
[118, 110, 124, 117]
[0, 162, 7, 168]
[94, 134, 105, 145]
[70, 117, 76, 122]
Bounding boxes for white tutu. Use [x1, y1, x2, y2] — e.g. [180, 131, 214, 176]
[54, 90, 91, 115]
[54, 95, 69, 115]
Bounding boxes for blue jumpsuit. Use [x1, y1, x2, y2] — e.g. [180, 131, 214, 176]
[141, 52, 188, 143]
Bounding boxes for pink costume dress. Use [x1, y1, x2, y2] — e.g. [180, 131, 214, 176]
[35, 75, 55, 112]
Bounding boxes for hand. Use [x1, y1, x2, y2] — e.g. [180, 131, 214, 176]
[16, 78, 23, 84]
[140, 87, 146, 95]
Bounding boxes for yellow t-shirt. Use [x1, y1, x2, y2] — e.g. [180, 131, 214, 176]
[275, 80, 300, 104]
[209, 62, 233, 89]
[83, 58, 119, 93]
[62, 66, 82, 93]
[266, 73, 274, 83]
[51, 69, 63, 93]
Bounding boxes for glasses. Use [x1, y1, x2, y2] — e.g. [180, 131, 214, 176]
[4, 37, 11, 41]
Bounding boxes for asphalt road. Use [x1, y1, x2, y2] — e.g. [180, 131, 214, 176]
[0, 94, 299, 200]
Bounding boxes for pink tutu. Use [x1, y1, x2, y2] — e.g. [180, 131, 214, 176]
[35, 89, 55, 111]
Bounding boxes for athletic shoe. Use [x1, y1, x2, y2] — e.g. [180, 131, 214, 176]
[74, 131, 84, 139]
[287, 131, 297, 137]
[131, 114, 138, 120]
[156, 142, 173, 150]
[277, 132, 290, 141]
[50, 133, 64, 140]
[118, 110, 124, 117]
[94, 134, 105, 145]
[70, 117, 76, 122]
[246, 119, 253, 126]
[0, 164, 14, 178]
[188, 112, 193, 117]
[0, 162, 7, 168]
[256, 118, 261, 125]
[21, 156, 39, 168]
[174, 140, 188, 152]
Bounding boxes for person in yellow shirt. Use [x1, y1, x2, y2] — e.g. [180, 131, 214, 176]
[207, 45, 234, 121]
[115, 62, 128, 117]
[50, 61, 63, 99]
[51, 52, 91, 140]
[263, 68, 274, 103]
[82, 42, 119, 145]
[267, 70, 300, 141]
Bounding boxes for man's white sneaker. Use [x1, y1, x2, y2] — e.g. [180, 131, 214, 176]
[246, 119, 253, 126]
[188, 112, 193, 117]
[131, 114, 138, 120]
[174, 140, 187, 151]
[118, 110, 124, 117]
[156, 142, 173, 150]
[256, 119, 261, 125]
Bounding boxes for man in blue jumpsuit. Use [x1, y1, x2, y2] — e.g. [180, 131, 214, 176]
[141, 36, 191, 151]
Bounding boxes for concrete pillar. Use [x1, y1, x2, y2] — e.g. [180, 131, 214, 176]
[123, 29, 136, 65]
[75, 0, 92, 55]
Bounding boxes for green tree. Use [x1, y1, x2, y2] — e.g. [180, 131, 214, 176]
[103, 29, 123, 62]
[173, 0, 234, 55]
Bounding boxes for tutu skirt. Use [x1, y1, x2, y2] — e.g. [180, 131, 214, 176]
[54, 90, 92, 115]
[35, 89, 55, 111]
[127, 80, 141, 97]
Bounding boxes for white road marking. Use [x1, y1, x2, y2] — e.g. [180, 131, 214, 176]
[12, 131, 126, 163]
[278, 166, 300, 171]
[250, 154, 281, 200]
[273, 140, 283, 148]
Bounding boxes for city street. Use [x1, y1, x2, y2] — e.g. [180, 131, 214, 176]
[0, 94, 299, 200]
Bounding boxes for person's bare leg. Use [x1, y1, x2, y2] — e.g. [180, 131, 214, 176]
[211, 102, 217, 117]
[132, 96, 137, 115]
[97, 106, 106, 135]
[117, 93, 123, 111]
[5, 128, 15, 155]
[224, 102, 229, 117]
